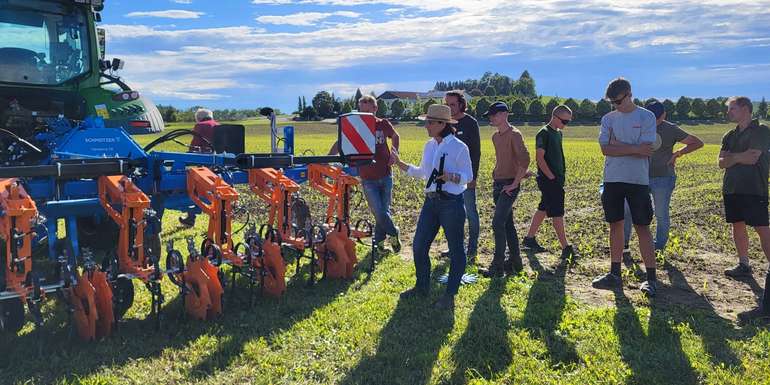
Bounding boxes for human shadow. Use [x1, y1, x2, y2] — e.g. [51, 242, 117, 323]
[337, 294, 455, 385]
[518, 252, 580, 367]
[613, 288, 699, 385]
[447, 278, 511, 383]
[664, 264, 742, 368]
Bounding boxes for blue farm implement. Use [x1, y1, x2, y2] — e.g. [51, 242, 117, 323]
[0, 110, 377, 339]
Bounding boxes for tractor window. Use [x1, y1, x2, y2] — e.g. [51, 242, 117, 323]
[0, 5, 91, 85]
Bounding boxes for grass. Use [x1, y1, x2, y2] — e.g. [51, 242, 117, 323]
[2, 119, 770, 385]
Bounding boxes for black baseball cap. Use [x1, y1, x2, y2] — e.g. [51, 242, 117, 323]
[645, 101, 665, 119]
[483, 101, 509, 117]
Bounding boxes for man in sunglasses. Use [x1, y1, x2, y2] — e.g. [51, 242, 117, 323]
[523, 105, 578, 260]
[593, 78, 659, 297]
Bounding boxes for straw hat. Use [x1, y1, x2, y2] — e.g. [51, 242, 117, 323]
[418, 104, 458, 124]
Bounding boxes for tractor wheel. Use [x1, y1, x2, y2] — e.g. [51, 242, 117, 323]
[112, 277, 135, 320]
[0, 298, 25, 334]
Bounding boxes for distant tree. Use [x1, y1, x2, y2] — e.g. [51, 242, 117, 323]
[691, 98, 707, 119]
[376, 99, 388, 118]
[633, 98, 642, 106]
[512, 70, 536, 97]
[301, 96, 307, 111]
[510, 98, 527, 119]
[758, 97, 768, 119]
[341, 101, 353, 114]
[596, 99, 612, 118]
[475, 97, 491, 120]
[528, 98, 545, 121]
[545, 98, 560, 116]
[676, 96, 691, 119]
[390, 99, 405, 119]
[302, 106, 317, 120]
[484, 85, 497, 97]
[312, 91, 335, 119]
[662, 99, 676, 119]
[706, 98, 722, 119]
[564, 98, 580, 118]
[579, 98, 596, 120]
[354, 88, 363, 104]
[423, 99, 436, 114]
[296, 97, 302, 115]
[470, 88, 483, 97]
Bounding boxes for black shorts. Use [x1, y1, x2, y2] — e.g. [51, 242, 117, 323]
[601, 182, 653, 225]
[537, 177, 565, 217]
[724, 194, 769, 227]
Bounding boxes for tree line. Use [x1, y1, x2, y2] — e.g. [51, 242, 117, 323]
[156, 106, 282, 123]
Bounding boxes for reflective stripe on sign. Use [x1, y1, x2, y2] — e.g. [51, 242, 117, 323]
[341, 114, 375, 155]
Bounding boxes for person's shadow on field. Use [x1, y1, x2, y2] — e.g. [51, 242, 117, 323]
[518, 252, 580, 367]
[613, 287, 700, 385]
[448, 278, 512, 382]
[664, 264, 742, 368]
[338, 295, 454, 385]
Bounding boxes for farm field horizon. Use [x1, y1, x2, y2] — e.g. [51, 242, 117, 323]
[3, 120, 770, 385]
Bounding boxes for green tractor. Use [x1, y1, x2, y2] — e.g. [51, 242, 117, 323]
[0, 0, 164, 135]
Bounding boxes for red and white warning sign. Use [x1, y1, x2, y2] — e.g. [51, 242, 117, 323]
[339, 113, 376, 158]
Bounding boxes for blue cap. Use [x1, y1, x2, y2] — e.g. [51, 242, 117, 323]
[483, 101, 509, 117]
[645, 101, 665, 119]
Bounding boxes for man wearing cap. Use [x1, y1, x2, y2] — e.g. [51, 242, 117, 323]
[622, 100, 703, 252]
[718, 96, 770, 325]
[478, 101, 530, 277]
[329, 95, 402, 255]
[390, 104, 473, 310]
[445, 90, 481, 264]
[593, 78, 659, 297]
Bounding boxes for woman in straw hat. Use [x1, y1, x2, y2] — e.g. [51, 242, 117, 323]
[390, 104, 473, 311]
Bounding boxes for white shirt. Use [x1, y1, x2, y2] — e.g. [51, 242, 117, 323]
[406, 134, 473, 195]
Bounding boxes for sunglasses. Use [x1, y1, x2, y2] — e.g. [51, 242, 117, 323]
[558, 117, 571, 125]
[609, 93, 628, 105]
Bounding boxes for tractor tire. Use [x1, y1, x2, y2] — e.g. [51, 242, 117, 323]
[0, 298, 25, 334]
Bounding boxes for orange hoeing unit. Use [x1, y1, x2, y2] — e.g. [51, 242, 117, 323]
[247, 168, 304, 249]
[0, 179, 38, 302]
[307, 164, 368, 240]
[98, 175, 154, 281]
[187, 167, 240, 266]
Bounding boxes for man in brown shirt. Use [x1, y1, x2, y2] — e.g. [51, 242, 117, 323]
[478, 101, 530, 277]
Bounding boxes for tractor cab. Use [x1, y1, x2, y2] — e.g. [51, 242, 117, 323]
[0, 0, 164, 135]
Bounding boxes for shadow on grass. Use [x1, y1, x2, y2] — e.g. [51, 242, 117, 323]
[447, 278, 511, 383]
[338, 296, 454, 385]
[519, 252, 580, 367]
[0, 248, 371, 384]
[664, 264, 743, 368]
[613, 287, 700, 385]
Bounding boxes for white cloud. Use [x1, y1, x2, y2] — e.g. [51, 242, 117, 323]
[105, 0, 770, 106]
[125, 10, 204, 19]
[256, 11, 361, 26]
[171, 0, 193, 4]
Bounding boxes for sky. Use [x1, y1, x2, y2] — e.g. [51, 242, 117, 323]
[101, 0, 770, 112]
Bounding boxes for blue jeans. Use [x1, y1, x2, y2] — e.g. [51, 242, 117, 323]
[623, 176, 676, 250]
[412, 194, 466, 295]
[361, 176, 399, 243]
[463, 188, 480, 256]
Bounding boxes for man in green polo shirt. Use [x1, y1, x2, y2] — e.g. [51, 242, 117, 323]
[523, 104, 577, 260]
[718, 96, 770, 324]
